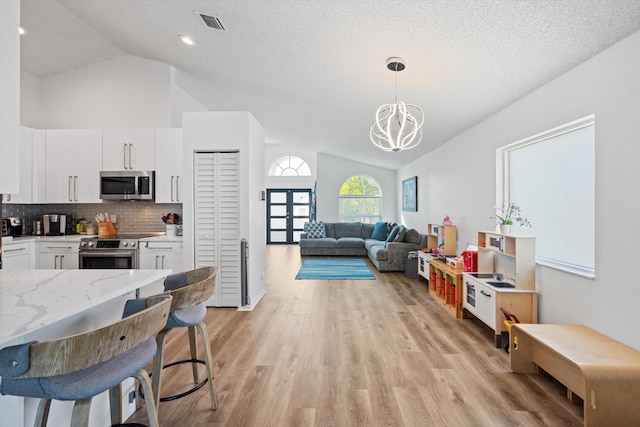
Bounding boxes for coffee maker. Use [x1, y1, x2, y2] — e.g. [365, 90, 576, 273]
[43, 214, 67, 236]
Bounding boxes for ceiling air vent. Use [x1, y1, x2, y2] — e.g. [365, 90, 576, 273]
[198, 12, 226, 32]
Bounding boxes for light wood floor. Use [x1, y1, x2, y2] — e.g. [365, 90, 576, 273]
[127, 245, 583, 426]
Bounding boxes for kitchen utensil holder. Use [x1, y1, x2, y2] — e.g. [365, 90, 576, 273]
[98, 221, 117, 238]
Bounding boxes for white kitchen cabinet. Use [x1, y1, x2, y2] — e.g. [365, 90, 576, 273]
[155, 128, 183, 203]
[2, 240, 34, 269]
[45, 129, 102, 203]
[102, 128, 155, 171]
[37, 241, 79, 269]
[4, 127, 34, 203]
[139, 239, 183, 271]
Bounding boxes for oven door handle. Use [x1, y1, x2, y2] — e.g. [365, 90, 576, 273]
[79, 250, 137, 257]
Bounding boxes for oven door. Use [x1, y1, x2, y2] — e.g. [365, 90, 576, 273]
[79, 250, 138, 269]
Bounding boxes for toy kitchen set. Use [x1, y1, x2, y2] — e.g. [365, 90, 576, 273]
[417, 221, 537, 347]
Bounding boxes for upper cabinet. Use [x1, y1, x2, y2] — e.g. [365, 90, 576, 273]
[45, 129, 102, 203]
[0, 0, 20, 194]
[3, 127, 43, 204]
[102, 128, 155, 171]
[155, 128, 183, 203]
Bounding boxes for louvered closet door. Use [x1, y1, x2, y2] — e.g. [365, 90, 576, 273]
[194, 151, 241, 307]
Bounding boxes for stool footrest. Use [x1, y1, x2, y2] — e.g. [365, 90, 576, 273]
[140, 359, 208, 402]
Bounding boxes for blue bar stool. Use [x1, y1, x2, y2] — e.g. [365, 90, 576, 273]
[0, 294, 172, 427]
[150, 266, 218, 412]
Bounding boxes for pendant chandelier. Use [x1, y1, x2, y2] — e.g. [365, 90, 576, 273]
[370, 57, 424, 152]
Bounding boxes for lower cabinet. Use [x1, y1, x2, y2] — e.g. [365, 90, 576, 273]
[138, 240, 183, 271]
[2, 241, 34, 269]
[463, 274, 537, 347]
[37, 242, 79, 269]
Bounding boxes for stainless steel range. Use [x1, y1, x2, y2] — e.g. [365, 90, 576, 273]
[79, 234, 157, 269]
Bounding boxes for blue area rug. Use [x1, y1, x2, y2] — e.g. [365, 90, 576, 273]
[295, 258, 375, 280]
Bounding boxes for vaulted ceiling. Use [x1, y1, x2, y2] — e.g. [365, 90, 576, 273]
[20, 0, 640, 169]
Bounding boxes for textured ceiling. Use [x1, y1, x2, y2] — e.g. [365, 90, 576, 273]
[20, 0, 640, 169]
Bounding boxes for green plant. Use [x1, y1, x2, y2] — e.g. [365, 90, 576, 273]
[491, 202, 531, 227]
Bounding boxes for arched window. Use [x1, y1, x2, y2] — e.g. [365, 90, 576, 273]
[268, 155, 311, 176]
[338, 175, 382, 223]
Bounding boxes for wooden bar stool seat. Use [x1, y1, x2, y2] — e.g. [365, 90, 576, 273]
[0, 294, 172, 427]
[150, 266, 219, 412]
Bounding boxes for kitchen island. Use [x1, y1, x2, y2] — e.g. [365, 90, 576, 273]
[0, 268, 172, 427]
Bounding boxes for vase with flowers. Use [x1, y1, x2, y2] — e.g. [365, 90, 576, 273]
[491, 202, 531, 234]
[162, 213, 181, 236]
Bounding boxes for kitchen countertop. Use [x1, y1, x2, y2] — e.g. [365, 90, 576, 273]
[0, 269, 171, 346]
[3, 234, 182, 245]
[462, 272, 533, 293]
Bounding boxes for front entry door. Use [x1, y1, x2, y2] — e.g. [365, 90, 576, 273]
[267, 189, 311, 244]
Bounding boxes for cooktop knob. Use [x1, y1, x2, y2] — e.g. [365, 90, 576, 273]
[88, 242, 94, 247]
[80, 242, 86, 247]
[131, 241, 136, 247]
[122, 241, 128, 247]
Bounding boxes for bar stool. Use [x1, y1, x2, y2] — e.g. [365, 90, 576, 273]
[150, 266, 218, 411]
[0, 294, 172, 427]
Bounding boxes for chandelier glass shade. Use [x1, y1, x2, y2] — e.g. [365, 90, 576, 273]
[370, 58, 424, 152]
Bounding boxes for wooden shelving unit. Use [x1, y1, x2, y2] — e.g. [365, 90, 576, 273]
[428, 259, 463, 318]
[426, 224, 457, 256]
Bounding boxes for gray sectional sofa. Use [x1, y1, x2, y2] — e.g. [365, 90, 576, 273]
[299, 221, 427, 272]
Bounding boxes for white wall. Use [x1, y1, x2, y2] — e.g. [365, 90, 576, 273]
[20, 71, 40, 128]
[400, 29, 640, 350]
[182, 111, 266, 308]
[0, 0, 20, 194]
[37, 55, 172, 128]
[317, 153, 397, 223]
[170, 66, 208, 127]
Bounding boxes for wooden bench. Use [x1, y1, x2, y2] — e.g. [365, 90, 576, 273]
[510, 324, 640, 426]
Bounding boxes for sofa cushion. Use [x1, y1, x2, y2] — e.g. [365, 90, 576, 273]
[299, 237, 336, 249]
[371, 221, 388, 240]
[364, 238, 385, 251]
[336, 237, 366, 249]
[324, 223, 336, 238]
[361, 223, 374, 239]
[335, 222, 362, 238]
[394, 226, 408, 242]
[304, 221, 326, 238]
[404, 228, 421, 244]
[369, 244, 389, 261]
[386, 225, 401, 242]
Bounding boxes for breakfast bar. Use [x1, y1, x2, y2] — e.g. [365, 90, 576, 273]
[0, 269, 172, 427]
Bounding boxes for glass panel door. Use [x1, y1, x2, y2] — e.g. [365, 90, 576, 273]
[267, 189, 311, 244]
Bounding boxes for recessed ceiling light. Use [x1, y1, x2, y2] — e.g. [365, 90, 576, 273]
[19, 27, 25, 35]
[179, 35, 194, 46]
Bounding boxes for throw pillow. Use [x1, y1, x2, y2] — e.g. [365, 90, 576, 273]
[304, 221, 326, 238]
[386, 224, 401, 242]
[371, 221, 388, 240]
[394, 226, 408, 242]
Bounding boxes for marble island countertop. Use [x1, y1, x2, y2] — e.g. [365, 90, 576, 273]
[0, 269, 171, 346]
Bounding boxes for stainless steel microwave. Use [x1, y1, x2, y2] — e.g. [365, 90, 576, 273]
[100, 171, 155, 201]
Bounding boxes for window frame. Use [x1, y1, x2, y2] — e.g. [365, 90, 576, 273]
[496, 114, 595, 278]
[338, 174, 383, 223]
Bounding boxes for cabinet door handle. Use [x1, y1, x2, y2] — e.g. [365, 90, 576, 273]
[176, 175, 180, 201]
[60, 255, 64, 268]
[171, 175, 175, 201]
[74, 176, 78, 201]
[155, 255, 159, 269]
[123, 143, 128, 169]
[4, 247, 26, 253]
[161, 255, 165, 269]
[68, 176, 73, 201]
[128, 143, 133, 169]
[54, 255, 59, 269]
[480, 290, 492, 298]
[46, 246, 73, 250]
